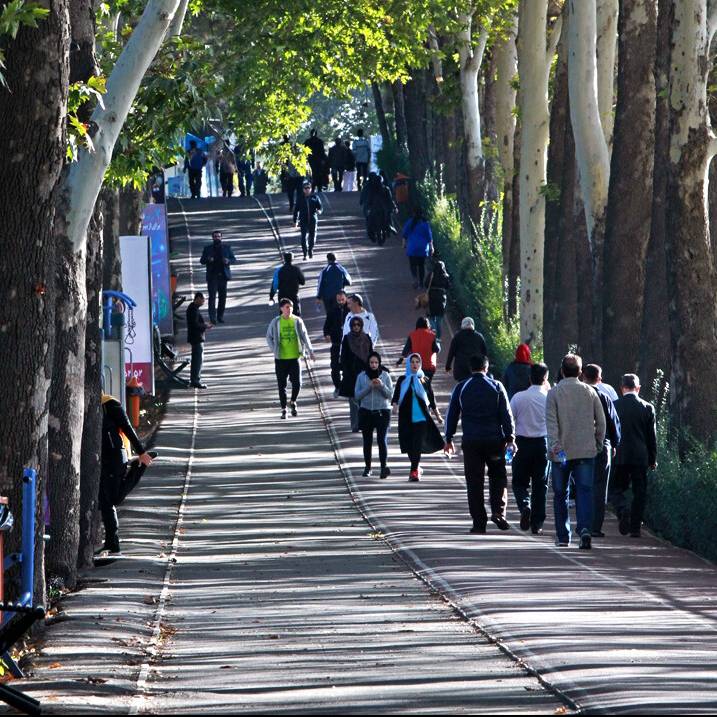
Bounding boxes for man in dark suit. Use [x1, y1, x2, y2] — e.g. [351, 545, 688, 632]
[610, 373, 657, 537]
[199, 230, 237, 323]
[186, 292, 212, 389]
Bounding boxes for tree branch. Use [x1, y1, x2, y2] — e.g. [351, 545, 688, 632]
[471, 27, 489, 74]
[546, 13, 563, 63]
[428, 25, 444, 86]
[166, 0, 189, 37]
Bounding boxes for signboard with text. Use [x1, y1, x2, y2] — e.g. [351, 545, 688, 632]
[141, 203, 173, 336]
[120, 235, 155, 395]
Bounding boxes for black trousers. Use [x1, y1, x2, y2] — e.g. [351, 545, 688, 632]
[99, 461, 148, 548]
[409, 256, 426, 284]
[331, 167, 345, 191]
[356, 162, 368, 188]
[406, 421, 427, 471]
[275, 358, 301, 408]
[511, 436, 548, 529]
[330, 340, 342, 390]
[190, 342, 204, 384]
[609, 464, 648, 533]
[220, 171, 234, 196]
[462, 439, 508, 527]
[188, 168, 202, 198]
[593, 443, 612, 532]
[299, 220, 318, 257]
[207, 273, 227, 322]
[360, 409, 390, 468]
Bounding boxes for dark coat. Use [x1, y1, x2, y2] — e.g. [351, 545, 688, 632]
[339, 334, 373, 398]
[503, 361, 531, 399]
[186, 302, 206, 345]
[102, 397, 144, 474]
[328, 142, 347, 169]
[614, 393, 657, 466]
[271, 263, 305, 302]
[293, 193, 322, 226]
[200, 242, 237, 280]
[445, 328, 488, 381]
[323, 302, 350, 343]
[426, 264, 450, 316]
[392, 376, 444, 455]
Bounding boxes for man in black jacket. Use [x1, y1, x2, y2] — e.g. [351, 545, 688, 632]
[293, 180, 322, 259]
[199, 230, 237, 323]
[609, 374, 657, 537]
[187, 292, 211, 389]
[100, 394, 155, 554]
[327, 137, 347, 191]
[323, 290, 350, 397]
[270, 253, 306, 315]
[445, 317, 488, 382]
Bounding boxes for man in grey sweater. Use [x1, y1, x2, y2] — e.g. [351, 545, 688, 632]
[546, 354, 606, 549]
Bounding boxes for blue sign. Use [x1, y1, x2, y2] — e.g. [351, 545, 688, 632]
[141, 203, 173, 336]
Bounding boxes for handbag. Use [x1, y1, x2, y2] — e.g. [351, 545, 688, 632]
[414, 270, 433, 310]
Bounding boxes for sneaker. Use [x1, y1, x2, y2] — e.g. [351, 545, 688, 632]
[491, 515, 510, 531]
[520, 508, 531, 531]
[579, 532, 592, 550]
[618, 511, 630, 536]
[280, 409, 287, 420]
[469, 525, 487, 534]
[190, 382, 208, 389]
[362, 466, 372, 477]
[531, 527, 544, 535]
[308, 251, 313, 259]
[379, 466, 391, 479]
[290, 402, 298, 417]
[555, 540, 570, 547]
[408, 470, 419, 482]
[99, 540, 120, 555]
[303, 253, 307, 261]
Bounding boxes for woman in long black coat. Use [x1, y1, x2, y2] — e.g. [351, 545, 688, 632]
[340, 315, 373, 431]
[391, 353, 444, 481]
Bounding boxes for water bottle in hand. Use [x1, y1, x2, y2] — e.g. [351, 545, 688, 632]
[505, 445, 515, 465]
[557, 449, 568, 466]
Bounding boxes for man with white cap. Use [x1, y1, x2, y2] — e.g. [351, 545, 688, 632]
[445, 317, 488, 382]
[342, 293, 379, 344]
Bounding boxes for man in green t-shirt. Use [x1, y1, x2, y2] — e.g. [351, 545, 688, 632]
[266, 298, 315, 418]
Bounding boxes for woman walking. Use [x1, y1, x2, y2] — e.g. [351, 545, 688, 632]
[397, 317, 440, 383]
[392, 353, 444, 481]
[402, 207, 434, 288]
[424, 253, 450, 340]
[355, 352, 393, 478]
[340, 316, 373, 431]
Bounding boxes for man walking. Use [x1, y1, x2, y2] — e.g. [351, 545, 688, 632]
[216, 140, 237, 197]
[510, 362, 550, 534]
[269, 252, 306, 316]
[328, 137, 347, 191]
[266, 299, 315, 419]
[546, 354, 606, 549]
[444, 354, 516, 534]
[342, 293, 379, 344]
[184, 140, 207, 199]
[610, 374, 657, 538]
[316, 252, 352, 313]
[582, 363, 621, 537]
[352, 128, 371, 190]
[304, 129, 326, 191]
[293, 180, 322, 260]
[323, 290, 350, 398]
[199, 230, 236, 324]
[445, 317, 488, 382]
[186, 292, 211, 389]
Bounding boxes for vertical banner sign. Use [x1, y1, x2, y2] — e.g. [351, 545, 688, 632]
[120, 236, 155, 395]
[141, 203, 173, 335]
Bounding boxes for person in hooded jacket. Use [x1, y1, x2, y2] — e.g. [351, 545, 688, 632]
[392, 353, 444, 481]
[445, 317, 488, 382]
[269, 252, 306, 316]
[397, 317, 440, 383]
[504, 343, 533, 399]
[424, 254, 450, 340]
[355, 351, 394, 478]
[340, 316, 374, 432]
[365, 173, 397, 245]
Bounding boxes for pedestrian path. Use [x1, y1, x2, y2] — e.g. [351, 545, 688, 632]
[19, 196, 560, 714]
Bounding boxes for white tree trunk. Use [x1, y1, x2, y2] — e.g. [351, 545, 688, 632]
[517, 0, 561, 343]
[596, 0, 619, 148]
[65, 0, 183, 253]
[494, 15, 518, 184]
[568, 0, 610, 249]
[166, 0, 189, 37]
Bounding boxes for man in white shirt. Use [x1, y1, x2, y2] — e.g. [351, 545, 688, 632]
[342, 293, 379, 344]
[509, 362, 550, 534]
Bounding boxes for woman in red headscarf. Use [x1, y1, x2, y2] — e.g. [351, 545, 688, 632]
[504, 343, 533, 399]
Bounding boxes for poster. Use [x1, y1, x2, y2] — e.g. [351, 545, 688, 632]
[120, 236, 155, 395]
[141, 203, 173, 335]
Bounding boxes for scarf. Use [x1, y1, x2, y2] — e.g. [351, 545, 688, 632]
[515, 343, 532, 364]
[365, 351, 387, 380]
[347, 318, 371, 363]
[399, 353, 428, 405]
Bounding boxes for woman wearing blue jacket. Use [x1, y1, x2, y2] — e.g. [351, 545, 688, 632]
[402, 208, 434, 288]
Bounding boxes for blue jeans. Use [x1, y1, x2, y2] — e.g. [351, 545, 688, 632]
[428, 315, 443, 340]
[551, 457, 595, 543]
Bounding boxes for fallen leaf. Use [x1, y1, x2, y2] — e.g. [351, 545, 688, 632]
[48, 662, 63, 669]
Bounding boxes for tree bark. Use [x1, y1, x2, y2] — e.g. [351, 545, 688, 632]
[601, 0, 657, 388]
[391, 80, 409, 152]
[103, 187, 122, 291]
[518, 0, 561, 344]
[380, 82, 396, 142]
[596, 0, 619, 148]
[403, 71, 430, 182]
[663, 0, 717, 442]
[0, 0, 70, 601]
[568, 0, 610, 359]
[119, 185, 143, 235]
[371, 81, 391, 147]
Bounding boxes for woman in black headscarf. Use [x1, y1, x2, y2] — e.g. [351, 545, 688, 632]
[340, 315, 373, 431]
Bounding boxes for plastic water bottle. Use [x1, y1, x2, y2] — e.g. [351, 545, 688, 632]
[557, 450, 568, 466]
[505, 445, 515, 464]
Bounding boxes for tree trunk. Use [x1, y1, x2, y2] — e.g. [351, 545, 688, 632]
[0, 0, 70, 602]
[392, 80, 409, 152]
[596, 0, 619, 149]
[664, 0, 717, 443]
[601, 0, 657, 388]
[639, 0, 672, 389]
[568, 0, 610, 359]
[371, 81, 391, 147]
[77, 201, 104, 570]
[482, 52, 501, 228]
[103, 187, 122, 291]
[443, 104, 460, 195]
[119, 185, 143, 235]
[518, 0, 561, 344]
[380, 82, 396, 142]
[403, 72, 430, 182]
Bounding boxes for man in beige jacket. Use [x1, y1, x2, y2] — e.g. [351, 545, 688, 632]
[546, 354, 606, 549]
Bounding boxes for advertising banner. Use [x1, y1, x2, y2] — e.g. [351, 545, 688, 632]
[120, 235, 155, 395]
[141, 203, 173, 335]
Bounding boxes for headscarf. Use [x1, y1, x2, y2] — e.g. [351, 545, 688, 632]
[347, 316, 372, 363]
[461, 317, 475, 330]
[365, 351, 388, 380]
[399, 353, 428, 405]
[515, 343, 532, 365]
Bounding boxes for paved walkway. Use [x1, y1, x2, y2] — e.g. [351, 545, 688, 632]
[18, 197, 560, 714]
